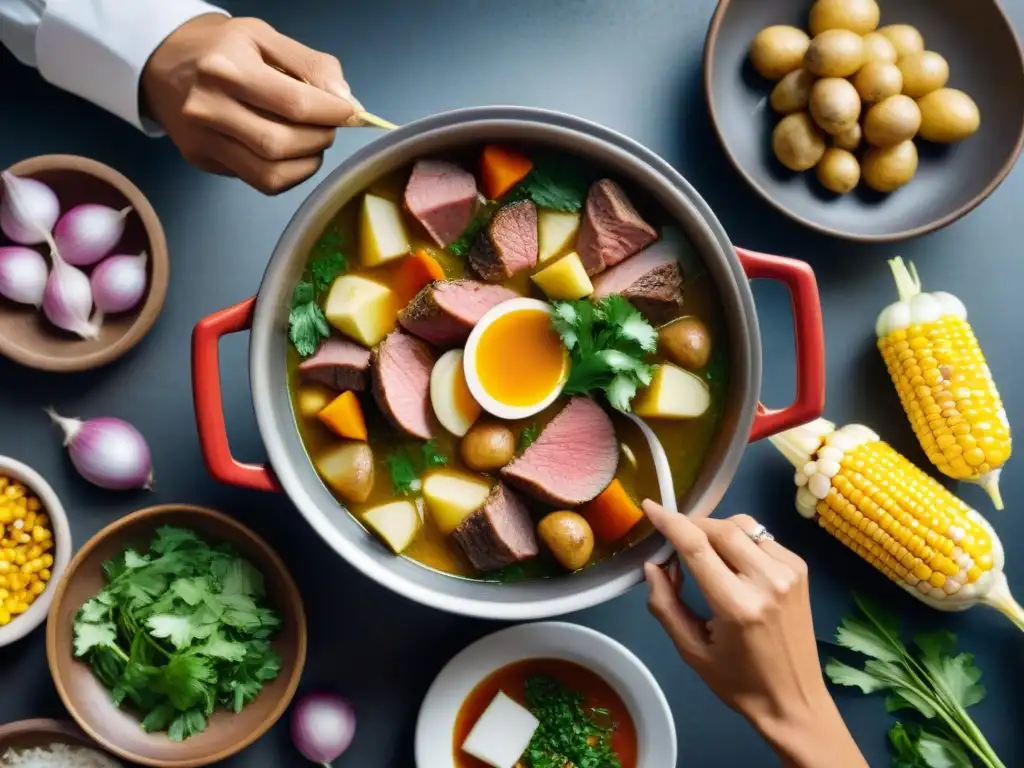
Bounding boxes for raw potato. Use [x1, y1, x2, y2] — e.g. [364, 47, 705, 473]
[461, 422, 516, 471]
[537, 210, 580, 263]
[296, 384, 335, 419]
[804, 30, 865, 78]
[537, 511, 595, 571]
[878, 24, 924, 59]
[324, 274, 399, 347]
[861, 32, 898, 65]
[833, 122, 862, 150]
[917, 89, 981, 143]
[862, 140, 919, 192]
[770, 69, 816, 114]
[633, 363, 711, 419]
[363, 500, 421, 554]
[749, 25, 811, 80]
[853, 61, 903, 103]
[864, 95, 922, 147]
[816, 148, 861, 194]
[659, 317, 712, 371]
[772, 112, 826, 171]
[360, 194, 410, 266]
[809, 78, 861, 134]
[808, 0, 880, 36]
[422, 470, 492, 535]
[531, 252, 594, 300]
[898, 52, 949, 98]
[314, 442, 375, 504]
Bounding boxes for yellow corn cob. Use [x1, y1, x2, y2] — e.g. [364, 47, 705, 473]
[770, 419, 1023, 631]
[876, 257, 1011, 509]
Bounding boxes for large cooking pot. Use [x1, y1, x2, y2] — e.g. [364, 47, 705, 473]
[191, 107, 825, 620]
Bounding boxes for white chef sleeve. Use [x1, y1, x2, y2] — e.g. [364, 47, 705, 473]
[0, 0, 228, 135]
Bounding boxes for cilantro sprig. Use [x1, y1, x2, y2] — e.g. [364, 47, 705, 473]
[288, 224, 348, 357]
[387, 440, 448, 495]
[508, 154, 590, 212]
[550, 295, 657, 413]
[517, 423, 540, 453]
[826, 594, 1004, 768]
[73, 527, 284, 742]
[522, 674, 622, 768]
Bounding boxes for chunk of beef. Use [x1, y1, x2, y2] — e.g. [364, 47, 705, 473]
[591, 241, 683, 325]
[468, 200, 538, 282]
[575, 179, 657, 275]
[404, 160, 478, 247]
[298, 337, 372, 391]
[371, 331, 436, 440]
[452, 483, 539, 572]
[398, 280, 518, 347]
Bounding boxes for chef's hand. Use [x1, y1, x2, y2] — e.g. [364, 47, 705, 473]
[642, 501, 868, 768]
[142, 14, 361, 195]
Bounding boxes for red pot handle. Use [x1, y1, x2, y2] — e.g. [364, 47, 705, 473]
[192, 297, 280, 492]
[736, 247, 826, 443]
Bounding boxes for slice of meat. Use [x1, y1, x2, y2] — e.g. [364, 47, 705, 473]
[398, 279, 518, 347]
[501, 397, 618, 506]
[591, 241, 684, 325]
[371, 331, 436, 439]
[404, 160, 478, 248]
[575, 179, 658, 276]
[468, 200, 538, 282]
[452, 483, 539, 572]
[298, 337, 372, 391]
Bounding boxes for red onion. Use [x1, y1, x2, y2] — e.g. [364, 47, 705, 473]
[91, 251, 147, 318]
[291, 693, 356, 766]
[45, 407, 153, 490]
[43, 249, 100, 339]
[0, 171, 60, 246]
[0, 246, 48, 307]
[54, 203, 133, 266]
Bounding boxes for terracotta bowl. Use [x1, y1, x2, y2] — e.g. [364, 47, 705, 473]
[0, 719, 108, 758]
[46, 504, 307, 768]
[0, 155, 169, 371]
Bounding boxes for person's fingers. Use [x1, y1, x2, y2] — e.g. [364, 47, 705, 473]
[247, 21, 352, 100]
[644, 562, 709, 663]
[207, 133, 324, 194]
[183, 87, 336, 160]
[729, 513, 810, 575]
[696, 517, 783, 581]
[642, 500, 744, 612]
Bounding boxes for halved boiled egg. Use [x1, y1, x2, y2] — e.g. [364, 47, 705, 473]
[463, 298, 569, 420]
[430, 349, 482, 437]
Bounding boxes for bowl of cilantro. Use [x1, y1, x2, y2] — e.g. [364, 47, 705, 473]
[45, 504, 307, 768]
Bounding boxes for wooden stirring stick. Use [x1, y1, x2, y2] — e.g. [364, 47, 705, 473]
[355, 111, 398, 130]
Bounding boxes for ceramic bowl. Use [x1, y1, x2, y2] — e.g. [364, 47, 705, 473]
[0, 455, 72, 649]
[0, 154, 169, 371]
[415, 621, 677, 768]
[0, 719, 111, 760]
[46, 504, 307, 768]
[704, 0, 1024, 241]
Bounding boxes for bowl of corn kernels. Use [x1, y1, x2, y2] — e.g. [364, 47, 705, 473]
[0, 455, 71, 648]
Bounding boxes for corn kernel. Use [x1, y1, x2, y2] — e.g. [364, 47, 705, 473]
[39, 568, 51, 581]
[0, 609, 10, 626]
[29, 580, 45, 596]
[40, 553, 53, 568]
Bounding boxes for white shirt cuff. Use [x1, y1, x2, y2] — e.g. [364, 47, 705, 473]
[35, 0, 228, 136]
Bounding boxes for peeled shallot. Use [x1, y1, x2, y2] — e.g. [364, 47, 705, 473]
[0, 245, 48, 307]
[46, 407, 153, 490]
[54, 203, 133, 266]
[0, 171, 60, 245]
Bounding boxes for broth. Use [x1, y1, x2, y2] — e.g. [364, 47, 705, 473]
[287, 144, 728, 581]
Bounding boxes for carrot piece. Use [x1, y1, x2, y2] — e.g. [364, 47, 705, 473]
[317, 391, 368, 441]
[481, 145, 534, 199]
[580, 479, 645, 543]
[394, 248, 446, 302]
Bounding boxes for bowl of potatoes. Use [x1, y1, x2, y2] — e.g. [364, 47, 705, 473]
[704, 0, 1024, 241]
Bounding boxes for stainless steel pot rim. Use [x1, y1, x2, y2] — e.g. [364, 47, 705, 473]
[248, 106, 762, 619]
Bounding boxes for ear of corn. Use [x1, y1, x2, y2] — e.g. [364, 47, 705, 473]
[770, 418, 1024, 632]
[876, 257, 1011, 509]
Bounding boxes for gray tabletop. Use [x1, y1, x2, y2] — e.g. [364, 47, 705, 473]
[2, 1, 1023, 765]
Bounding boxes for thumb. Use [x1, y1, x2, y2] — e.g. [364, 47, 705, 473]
[644, 561, 709, 665]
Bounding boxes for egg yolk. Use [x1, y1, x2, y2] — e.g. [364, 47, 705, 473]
[475, 309, 566, 406]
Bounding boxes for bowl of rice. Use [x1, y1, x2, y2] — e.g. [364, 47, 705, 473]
[0, 719, 120, 767]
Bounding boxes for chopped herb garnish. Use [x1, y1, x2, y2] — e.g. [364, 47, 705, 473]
[387, 440, 449, 495]
[288, 225, 348, 357]
[522, 675, 622, 768]
[491, 563, 527, 583]
[448, 212, 490, 258]
[422, 440, 448, 468]
[508, 155, 590, 212]
[550, 295, 657, 413]
[517, 423, 540, 453]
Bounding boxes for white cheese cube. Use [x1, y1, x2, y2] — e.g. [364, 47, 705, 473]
[461, 690, 539, 768]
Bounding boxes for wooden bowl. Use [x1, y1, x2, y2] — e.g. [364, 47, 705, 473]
[0, 155, 169, 371]
[46, 504, 307, 768]
[704, 0, 1024, 242]
[0, 719, 108, 758]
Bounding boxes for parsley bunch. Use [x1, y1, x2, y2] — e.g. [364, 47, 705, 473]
[551, 295, 658, 413]
[73, 527, 284, 742]
[288, 225, 347, 357]
[522, 675, 622, 768]
[826, 594, 1004, 768]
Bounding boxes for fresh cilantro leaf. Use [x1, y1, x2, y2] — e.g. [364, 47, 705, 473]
[151, 526, 201, 555]
[523, 674, 621, 768]
[508, 156, 590, 212]
[491, 563, 527, 583]
[605, 373, 640, 413]
[387, 440, 448, 494]
[835, 614, 903, 663]
[288, 226, 349, 358]
[157, 654, 216, 711]
[73, 621, 118, 657]
[141, 702, 177, 733]
[168, 708, 208, 743]
[517, 423, 539, 453]
[310, 250, 346, 294]
[422, 440, 448, 468]
[824, 658, 889, 694]
[123, 549, 150, 569]
[889, 722, 973, 768]
[288, 300, 331, 358]
[600, 294, 658, 353]
[78, 598, 110, 623]
[448, 214, 488, 258]
[147, 615, 195, 650]
[220, 557, 265, 599]
[196, 631, 248, 662]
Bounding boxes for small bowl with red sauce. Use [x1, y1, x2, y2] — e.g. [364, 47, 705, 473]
[415, 621, 675, 768]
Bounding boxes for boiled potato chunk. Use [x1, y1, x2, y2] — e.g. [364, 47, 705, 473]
[633, 363, 711, 419]
[363, 500, 421, 553]
[324, 274, 398, 347]
[808, 0, 880, 36]
[917, 89, 981, 143]
[422, 470, 492, 535]
[537, 210, 581, 263]
[531, 252, 594, 300]
[296, 384, 335, 419]
[749, 25, 810, 80]
[314, 442, 375, 503]
[360, 193, 411, 266]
